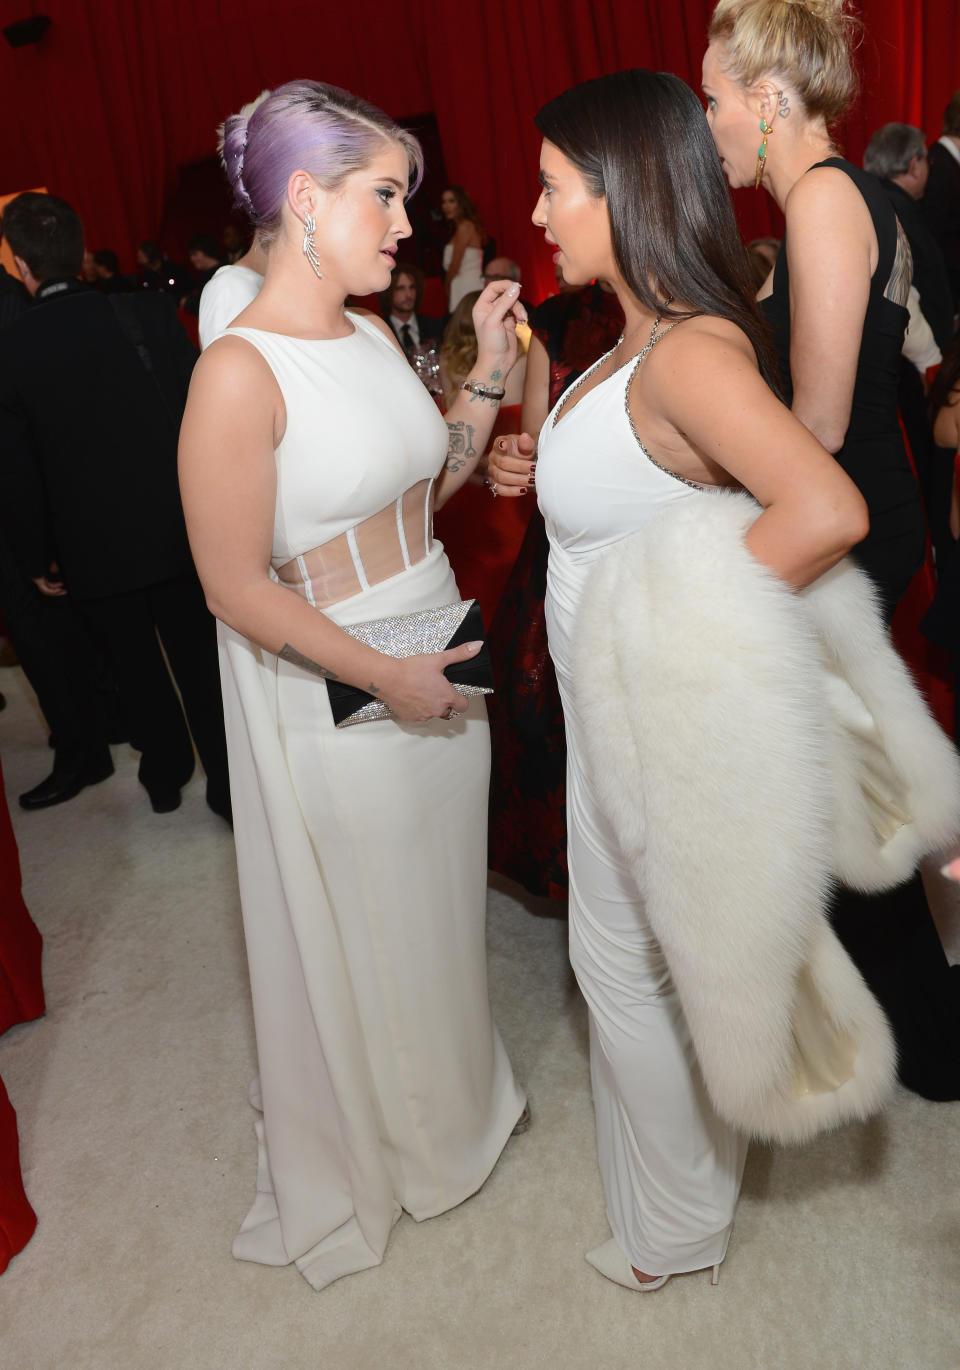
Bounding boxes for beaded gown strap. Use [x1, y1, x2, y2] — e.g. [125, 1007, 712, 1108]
[625, 316, 714, 493]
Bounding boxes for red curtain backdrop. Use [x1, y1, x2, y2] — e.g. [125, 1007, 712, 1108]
[1, 1, 959, 300]
[0, 753, 44, 1274]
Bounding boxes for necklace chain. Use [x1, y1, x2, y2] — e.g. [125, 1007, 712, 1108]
[611, 298, 673, 366]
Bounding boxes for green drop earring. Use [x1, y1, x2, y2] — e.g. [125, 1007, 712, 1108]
[755, 116, 772, 190]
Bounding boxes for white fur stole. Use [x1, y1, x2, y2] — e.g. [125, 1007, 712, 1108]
[573, 490, 960, 1143]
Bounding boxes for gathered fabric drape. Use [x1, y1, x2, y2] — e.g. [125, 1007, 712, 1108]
[1, 1, 958, 302]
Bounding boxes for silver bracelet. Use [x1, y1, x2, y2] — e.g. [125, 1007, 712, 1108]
[460, 379, 505, 401]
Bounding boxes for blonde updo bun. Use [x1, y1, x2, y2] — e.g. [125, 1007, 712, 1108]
[709, 0, 861, 123]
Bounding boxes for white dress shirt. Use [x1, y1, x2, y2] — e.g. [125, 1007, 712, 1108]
[390, 313, 420, 348]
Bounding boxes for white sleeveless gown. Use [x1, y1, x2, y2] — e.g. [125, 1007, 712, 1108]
[443, 243, 485, 311]
[216, 312, 523, 1290]
[198, 264, 263, 349]
[537, 330, 748, 1275]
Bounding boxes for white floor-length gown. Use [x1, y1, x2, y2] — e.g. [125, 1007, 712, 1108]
[215, 312, 524, 1290]
[536, 323, 748, 1277]
[443, 242, 485, 311]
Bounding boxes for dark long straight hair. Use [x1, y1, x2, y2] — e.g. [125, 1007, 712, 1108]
[534, 69, 780, 392]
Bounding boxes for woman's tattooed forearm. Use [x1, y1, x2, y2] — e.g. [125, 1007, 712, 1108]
[445, 420, 477, 472]
[279, 644, 339, 679]
[280, 647, 383, 697]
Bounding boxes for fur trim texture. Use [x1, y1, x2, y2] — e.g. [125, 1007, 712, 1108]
[573, 490, 959, 1144]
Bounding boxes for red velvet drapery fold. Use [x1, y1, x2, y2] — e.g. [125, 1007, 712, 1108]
[0, 755, 44, 1274]
[1, 1, 958, 301]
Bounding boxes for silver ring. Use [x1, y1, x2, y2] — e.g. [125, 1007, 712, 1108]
[444, 705, 457, 720]
[490, 481, 499, 498]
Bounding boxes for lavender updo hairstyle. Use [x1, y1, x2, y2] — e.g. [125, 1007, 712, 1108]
[219, 80, 424, 246]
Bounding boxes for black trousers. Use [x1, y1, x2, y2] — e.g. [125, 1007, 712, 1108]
[828, 579, 960, 1100]
[77, 572, 229, 810]
[0, 534, 111, 769]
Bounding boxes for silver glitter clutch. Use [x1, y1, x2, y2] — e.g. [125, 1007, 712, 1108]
[326, 599, 493, 727]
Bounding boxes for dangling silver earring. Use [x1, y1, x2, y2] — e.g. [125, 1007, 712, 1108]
[302, 211, 323, 279]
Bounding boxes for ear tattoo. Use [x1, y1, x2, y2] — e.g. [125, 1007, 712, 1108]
[302, 211, 323, 279]
[755, 117, 772, 191]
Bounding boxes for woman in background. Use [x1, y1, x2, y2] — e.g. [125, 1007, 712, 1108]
[922, 335, 960, 739]
[198, 91, 272, 349]
[703, 0, 960, 1100]
[441, 184, 487, 310]
[486, 278, 624, 901]
[433, 290, 532, 624]
[439, 291, 526, 408]
[197, 230, 267, 349]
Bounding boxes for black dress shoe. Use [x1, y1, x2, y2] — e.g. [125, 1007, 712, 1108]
[19, 753, 114, 810]
[205, 782, 233, 827]
[146, 784, 182, 814]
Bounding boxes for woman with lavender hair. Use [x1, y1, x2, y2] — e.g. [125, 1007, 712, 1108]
[178, 80, 527, 1290]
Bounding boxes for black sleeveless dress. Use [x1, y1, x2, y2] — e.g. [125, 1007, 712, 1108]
[761, 158, 926, 619]
[763, 158, 960, 1101]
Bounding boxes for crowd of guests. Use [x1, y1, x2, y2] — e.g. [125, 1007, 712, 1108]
[2, 3, 960, 1297]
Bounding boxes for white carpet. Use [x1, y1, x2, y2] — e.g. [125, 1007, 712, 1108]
[1, 664, 958, 1370]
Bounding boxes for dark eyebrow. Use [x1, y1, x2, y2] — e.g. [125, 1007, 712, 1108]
[538, 169, 552, 187]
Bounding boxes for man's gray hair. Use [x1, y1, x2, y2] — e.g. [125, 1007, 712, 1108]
[863, 123, 927, 181]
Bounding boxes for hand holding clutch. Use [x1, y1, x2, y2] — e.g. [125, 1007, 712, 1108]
[326, 600, 494, 727]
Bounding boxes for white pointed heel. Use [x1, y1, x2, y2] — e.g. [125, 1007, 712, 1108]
[511, 1103, 531, 1135]
[585, 1239, 670, 1291]
[585, 1239, 723, 1292]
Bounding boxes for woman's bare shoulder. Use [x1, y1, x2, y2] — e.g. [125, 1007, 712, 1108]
[186, 336, 286, 449]
[194, 332, 276, 390]
[652, 313, 756, 371]
[784, 164, 872, 229]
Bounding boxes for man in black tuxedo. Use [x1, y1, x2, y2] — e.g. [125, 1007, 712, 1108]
[0, 261, 30, 717]
[91, 248, 134, 296]
[0, 193, 230, 819]
[136, 238, 193, 301]
[865, 123, 956, 563]
[922, 92, 960, 311]
[865, 122, 954, 351]
[1, 246, 116, 778]
[379, 262, 443, 358]
[0, 262, 29, 328]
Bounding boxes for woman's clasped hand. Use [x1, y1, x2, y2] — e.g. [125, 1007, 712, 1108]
[375, 639, 484, 722]
[488, 432, 537, 494]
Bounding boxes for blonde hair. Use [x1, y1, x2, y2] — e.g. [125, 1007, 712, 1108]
[439, 291, 481, 405]
[709, 0, 860, 123]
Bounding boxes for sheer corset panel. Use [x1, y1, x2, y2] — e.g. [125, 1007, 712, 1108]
[274, 477, 435, 609]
